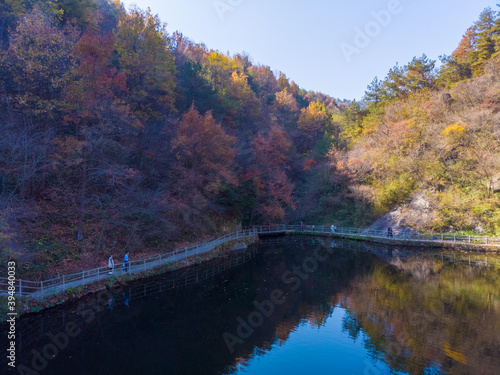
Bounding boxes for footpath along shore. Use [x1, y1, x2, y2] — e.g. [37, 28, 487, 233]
[0, 230, 258, 319]
[1, 225, 499, 318]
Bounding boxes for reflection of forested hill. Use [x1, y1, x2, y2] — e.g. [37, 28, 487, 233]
[342, 258, 500, 374]
[1, 239, 373, 374]
[2, 238, 499, 374]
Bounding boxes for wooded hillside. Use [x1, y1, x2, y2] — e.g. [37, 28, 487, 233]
[335, 7, 500, 235]
[0, 1, 499, 277]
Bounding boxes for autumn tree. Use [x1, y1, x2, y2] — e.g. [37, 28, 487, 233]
[278, 72, 291, 91]
[0, 6, 74, 198]
[57, 0, 97, 26]
[273, 88, 299, 127]
[226, 71, 261, 126]
[247, 64, 279, 103]
[251, 124, 295, 223]
[114, 7, 176, 125]
[64, 28, 133, 241]
[96, 0, 126, 33]
[0, 0, 26, 50]
[296, 101, 330, 153]
[170, 106, 237, 229]
[171, 31, 208, 65]
[339, 101, 366, 143]
[201, 51, 262, 127]
[205, 51, 238, 90]
[3, 7, 73, 125]
[439, 8, 500, 85]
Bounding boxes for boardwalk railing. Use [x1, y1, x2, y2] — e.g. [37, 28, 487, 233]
[249, 224, 500, 246]
[8, 249, 259, 350]
[0, 229, 256, 298]
[2, 225, 499, 298]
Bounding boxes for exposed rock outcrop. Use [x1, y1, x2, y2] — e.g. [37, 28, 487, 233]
[368, 192, 437, 234]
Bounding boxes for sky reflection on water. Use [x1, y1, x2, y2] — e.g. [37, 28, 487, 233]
[3, 236, 499, 375]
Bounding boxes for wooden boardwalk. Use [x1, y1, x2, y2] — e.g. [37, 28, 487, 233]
[1, 225, 499, 299]
[252, 225, 500, 248]
[1, 229, 257, 298]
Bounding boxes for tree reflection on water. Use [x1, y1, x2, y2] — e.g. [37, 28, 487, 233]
[340, 253, 500, 374]
[3, 237, 499, 375]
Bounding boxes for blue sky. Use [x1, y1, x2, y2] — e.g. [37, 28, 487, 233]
[121, 0, 498, 100]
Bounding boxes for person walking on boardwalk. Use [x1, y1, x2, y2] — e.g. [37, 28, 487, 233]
[123, 252, 129, 273]
[108, 255, 114, 274]
[331, 224, 334, 233]
[387, 227, 394, 237]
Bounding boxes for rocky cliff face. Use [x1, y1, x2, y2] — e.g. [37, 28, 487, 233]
[367, 192, 435, 234]
[368, 190, 490, 234]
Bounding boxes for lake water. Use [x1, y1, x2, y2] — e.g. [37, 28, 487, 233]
[2, 236, 500, 375]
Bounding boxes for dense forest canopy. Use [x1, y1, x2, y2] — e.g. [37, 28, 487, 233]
[0, 1, 499, 276]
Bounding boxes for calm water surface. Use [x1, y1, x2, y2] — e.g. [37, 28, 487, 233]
[2, 237, 499, 375]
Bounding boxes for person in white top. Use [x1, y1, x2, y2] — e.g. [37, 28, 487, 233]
[108, 255, 114, 274]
